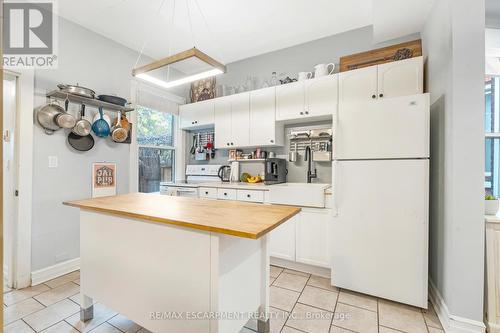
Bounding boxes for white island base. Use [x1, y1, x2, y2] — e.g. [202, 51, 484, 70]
[79, 210, 270, 333]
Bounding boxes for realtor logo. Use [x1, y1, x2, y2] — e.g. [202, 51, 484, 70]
[3, 1, 58, 68]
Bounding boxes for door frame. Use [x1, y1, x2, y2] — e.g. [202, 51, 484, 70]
[3, 69, 34, 288]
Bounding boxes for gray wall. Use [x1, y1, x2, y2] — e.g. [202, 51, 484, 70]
[31, 18, 187, 271]
[423, 0, 485, 322]
[184, 25, 419, 184]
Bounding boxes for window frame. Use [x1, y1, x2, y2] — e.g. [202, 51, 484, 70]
[485, 76, 500, 196]
[129, 80, 186, 192]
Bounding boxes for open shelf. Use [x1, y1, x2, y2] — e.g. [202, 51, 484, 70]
[228, 159, 266, 162]
[46, 90, 134, 112]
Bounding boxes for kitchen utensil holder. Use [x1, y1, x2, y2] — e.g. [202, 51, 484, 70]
[192, 129, 215, 147]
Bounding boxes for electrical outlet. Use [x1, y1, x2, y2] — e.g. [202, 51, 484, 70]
[48, 156, 58, 168]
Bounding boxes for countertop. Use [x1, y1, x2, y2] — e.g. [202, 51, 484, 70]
[64, 193, 301, 239]
[485, 215, 500, 224]
[179, 181, 332, 192]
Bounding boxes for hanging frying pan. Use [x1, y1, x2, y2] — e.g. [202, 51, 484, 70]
[68, 132, 95, 151]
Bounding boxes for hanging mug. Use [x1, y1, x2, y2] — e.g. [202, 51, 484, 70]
[297, 72, 313, 81]
[314, 63, 335, 77]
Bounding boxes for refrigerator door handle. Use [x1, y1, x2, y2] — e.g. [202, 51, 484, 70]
[333, 160, 339, 216]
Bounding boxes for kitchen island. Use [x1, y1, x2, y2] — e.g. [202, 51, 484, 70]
[64, 193, 300, 333]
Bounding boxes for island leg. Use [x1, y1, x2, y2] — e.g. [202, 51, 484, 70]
[257, 234, 270, 333]
[80, 294, 94, 321]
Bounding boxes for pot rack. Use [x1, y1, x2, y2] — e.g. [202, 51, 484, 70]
[46, 90, 134, 113]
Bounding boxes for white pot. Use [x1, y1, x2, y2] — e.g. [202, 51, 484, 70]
[485, 199, 500, 215]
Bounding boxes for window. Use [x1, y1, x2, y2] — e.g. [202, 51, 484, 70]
[136, 105, 175, 193]
[486, 76, 500, 196]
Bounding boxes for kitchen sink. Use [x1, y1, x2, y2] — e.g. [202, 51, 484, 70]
[268, 183, 331, 208]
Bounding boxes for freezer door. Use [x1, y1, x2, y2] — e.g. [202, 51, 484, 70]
[334, 93, 429, 159]
[331, 159, 429, 307]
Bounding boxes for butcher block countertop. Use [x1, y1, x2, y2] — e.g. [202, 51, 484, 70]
[64, 193, 301, 239]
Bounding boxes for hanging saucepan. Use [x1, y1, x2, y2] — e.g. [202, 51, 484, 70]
[68, 132, 95, 151]
[111, 111, 128, 143]
[92, 107, 110, 137]
[72, 104, 91, 136]
[54, 97, 76, 129]
[37, 100, 65, 134]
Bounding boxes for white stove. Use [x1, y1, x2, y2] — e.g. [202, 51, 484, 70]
[160, 164, 222, 197]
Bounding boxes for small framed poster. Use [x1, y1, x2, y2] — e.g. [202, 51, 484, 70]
[92, 162, 117, 198]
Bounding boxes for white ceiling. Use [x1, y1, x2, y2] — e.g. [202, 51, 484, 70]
[487, 0, 500, 28]
[372, 0, 435, 43]
[57, 0, 432, 65]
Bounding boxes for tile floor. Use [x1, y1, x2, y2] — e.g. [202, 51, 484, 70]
[3, 266, 443, 333]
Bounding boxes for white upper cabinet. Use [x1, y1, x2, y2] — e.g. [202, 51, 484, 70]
[250, 87, 284, 147]
[276, 81, 305, 121]
[179, 99, 214, 130]
[276, 75, 338, 121]
[339, 56, 423, 104]
[338, 66, 378, 104]
[230, 93, 250, 147]
[214, 93, 250, 149]
[305, 75, 338, 117]
[214, 97, 232, 148]
[377, 56, 423, 99]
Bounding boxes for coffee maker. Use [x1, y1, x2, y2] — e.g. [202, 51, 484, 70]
[264, 158, 287, 184]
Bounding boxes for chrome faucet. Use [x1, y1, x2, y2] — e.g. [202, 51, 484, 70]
[304, 146, 317, 183]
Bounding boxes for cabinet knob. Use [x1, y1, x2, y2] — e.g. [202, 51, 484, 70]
[231, 142, 234, 145]
[205, 191, 209, 195]
[227, 143, 230, 146]
[270, 139, 274, 143]
[300, 111, 304, 115]
[191, 121, 194, 124]
[371, 95, 376, 99]
[305, 111, 309, 115]
[224, 192, 227, 196]
[247, 194, 251, 198]
[195, 120, 198, 123]
[379, 93, 384, 98]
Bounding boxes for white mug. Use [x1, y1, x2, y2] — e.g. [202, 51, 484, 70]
[297, 71, 313, 81]
[314, 63, 335, 77]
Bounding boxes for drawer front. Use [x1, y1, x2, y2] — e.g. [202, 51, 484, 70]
[199, 187, 217, 199]
[217, 188, 237, 200]
[237, 190, 265, 203]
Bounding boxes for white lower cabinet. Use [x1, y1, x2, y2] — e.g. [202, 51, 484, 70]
[270, 213, 298, 261]
[237, 189, 264, 203]
[296, 208, 331, 268]
[269, 207, 331, 267]
[199, 187, 217, 199]
[217, 188, 237, 200]
[485, 219, 500, 333]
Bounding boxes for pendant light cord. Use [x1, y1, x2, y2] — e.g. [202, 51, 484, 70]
[186, 0, 196, 49]
[192, 0, 224, 62]
[133, 0, 168, 69]
[166, 0, 176, 82]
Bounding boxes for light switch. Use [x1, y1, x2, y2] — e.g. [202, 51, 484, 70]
[48, 156, 58, 168]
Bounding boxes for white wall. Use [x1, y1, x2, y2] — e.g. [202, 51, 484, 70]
[423, 0, 485, 325]
[30, 18, 187, 272]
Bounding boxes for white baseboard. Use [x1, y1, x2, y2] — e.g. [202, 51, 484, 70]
[270, 257, 331, 278]
[31, 258, 80, 286]
[429, 279, 486, 333]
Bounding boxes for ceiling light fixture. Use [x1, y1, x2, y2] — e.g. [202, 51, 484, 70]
[131, 0, 225, 89]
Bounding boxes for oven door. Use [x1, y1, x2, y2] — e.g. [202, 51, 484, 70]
[161, 185, 198, 197]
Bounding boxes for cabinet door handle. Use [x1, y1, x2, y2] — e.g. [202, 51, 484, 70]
[379, 93, 384, 98]
[371, 94, 376, 99]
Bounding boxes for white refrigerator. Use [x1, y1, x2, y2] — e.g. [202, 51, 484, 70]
[331, 93, 430, 308]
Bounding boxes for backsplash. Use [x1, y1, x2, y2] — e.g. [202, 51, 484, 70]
[184, 121, 332, 184]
